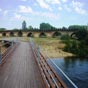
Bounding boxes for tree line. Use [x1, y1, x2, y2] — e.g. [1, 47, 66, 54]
[0, 22, 87, 32]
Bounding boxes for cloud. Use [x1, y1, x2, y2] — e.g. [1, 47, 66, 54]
[72, 1, 83, 7]
[58, 7, 63, 11]
[64, 5, 71, 12]
[19, 5, 33, 13]
[61, 0, 68, 3]
[32, 10, 60, 19]
[0, 8, 2, 12]
[14, 13, 30, 21]
[41, 12, 60, 19]
[45, 0, 60, 4]
[36, 0, 52, 11]
[74, 7, 86, 15]
[3, 10, 8, 16]
[72, 1, 87, 14]
[15, 13, 22, 19]
[34, 3, 38, 6]
[21, 0, 27, 1]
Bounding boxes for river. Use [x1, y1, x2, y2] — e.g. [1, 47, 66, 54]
[48, 57, 88, 88]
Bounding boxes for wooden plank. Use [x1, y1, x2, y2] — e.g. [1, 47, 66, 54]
[0, 42, 44, 88]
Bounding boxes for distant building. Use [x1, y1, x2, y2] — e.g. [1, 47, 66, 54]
[22, 21, 26, 30]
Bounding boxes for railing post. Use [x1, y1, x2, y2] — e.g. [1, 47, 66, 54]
[0, 46, 2, 64]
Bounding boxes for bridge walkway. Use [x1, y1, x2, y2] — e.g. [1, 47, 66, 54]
[0, 42, 44, 88]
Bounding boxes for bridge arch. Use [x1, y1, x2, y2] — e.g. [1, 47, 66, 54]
[27, 32, 34, 37]
[18, 31, 23, 37]
[52, 31, 61, 37]
[10, 32, 14, 37]
[39, 32, 47, 38]
[2, 32, 6, 37]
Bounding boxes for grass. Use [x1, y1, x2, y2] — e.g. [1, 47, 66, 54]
[0, 42, 8, 54]
[33, 37, 73, 58]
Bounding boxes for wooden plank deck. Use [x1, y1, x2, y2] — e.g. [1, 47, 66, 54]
[0, 42, 44, 88]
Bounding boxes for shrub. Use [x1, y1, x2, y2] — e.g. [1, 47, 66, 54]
[61, 34, 71, 40]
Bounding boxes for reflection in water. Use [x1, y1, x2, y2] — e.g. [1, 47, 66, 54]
[48, 57, 88, 88]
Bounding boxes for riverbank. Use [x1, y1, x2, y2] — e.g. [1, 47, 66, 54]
[34, 38, 74, 58]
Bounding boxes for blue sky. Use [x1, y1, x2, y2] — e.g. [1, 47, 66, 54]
[0, 0, 88, 29]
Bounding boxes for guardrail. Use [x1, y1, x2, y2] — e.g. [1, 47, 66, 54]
[42, 52, 78, 88]
[30, 38, 67, 88]
[0, 40, 19, 65]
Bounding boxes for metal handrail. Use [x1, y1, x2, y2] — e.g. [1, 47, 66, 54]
[41, 51, 78, 88]
[30, 38, 67, 88]
[40, 52, 68, 87]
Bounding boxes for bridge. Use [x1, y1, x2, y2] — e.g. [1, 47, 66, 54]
[0, 30, 73, 37]
[0, 39, 68, 88]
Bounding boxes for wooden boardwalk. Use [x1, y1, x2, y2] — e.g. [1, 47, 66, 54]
[0, 42, 44, 88]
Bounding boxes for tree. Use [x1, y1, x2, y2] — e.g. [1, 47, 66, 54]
[12, 28, 19, 30]
[71, 28, 88, 40]
[68, 25, 81, 31]
[0, 28, 6, 31]
[61, 34, 71, 40]
[28, 26, 33, 30]
[40, 23, 52, 31]
[85, 35, 88, 44]
[68, 25, 87, 31]
[62, 27, 67, 31]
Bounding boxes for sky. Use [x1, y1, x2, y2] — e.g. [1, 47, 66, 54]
[0, 0, 88, 29]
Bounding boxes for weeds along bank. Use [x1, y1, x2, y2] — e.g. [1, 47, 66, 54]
[34, 38, 73, 58]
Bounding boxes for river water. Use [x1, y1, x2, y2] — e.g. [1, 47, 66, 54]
[48, 57, 88, 88]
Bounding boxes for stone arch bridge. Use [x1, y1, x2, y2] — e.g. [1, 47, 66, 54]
[0, 30, 73, 37]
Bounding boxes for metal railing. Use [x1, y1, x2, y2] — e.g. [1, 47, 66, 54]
[30, 38, 67, 88]
[42, 53, 78, 88]
[0, 40, 19, 65]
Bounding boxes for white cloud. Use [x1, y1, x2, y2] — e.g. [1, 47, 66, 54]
[64, 5, 71, 12]
[15, 13, 22, 19]
[30, 11, 60, 19]
[36, 0, 52, 11]
[34, 3, 38, 6]
[61, 0, 68, 3]
[0, 8, 2, 12]
[14, 13, 30, 21]
[3, 10, 8, 16]
[72, 1, 83, 7]
[58, 7, 63, 11]
[34, 9, 60, 19]
[72, 1, 87, 14]
[75, 7, 86, 14]
[51, 0, 60, 4]
[19, 5, 33, 13]
[45, 0, 60, 4]
[41, 12, 60, 19]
